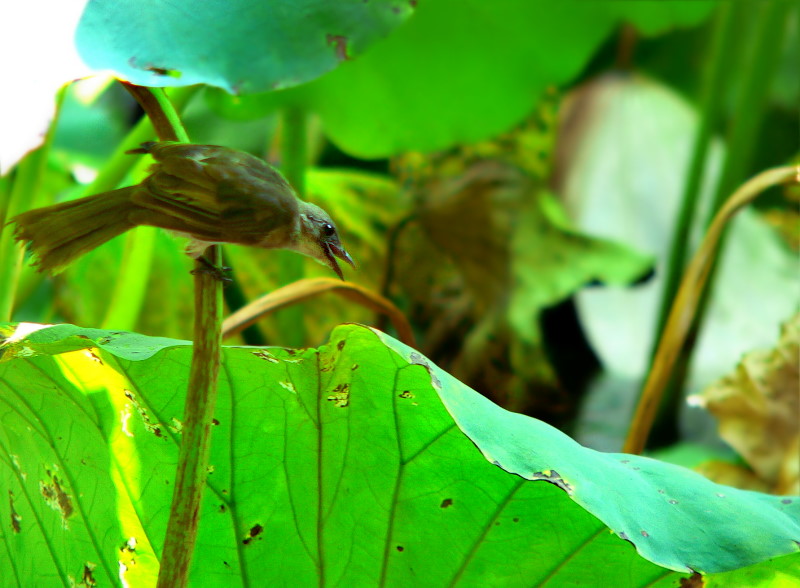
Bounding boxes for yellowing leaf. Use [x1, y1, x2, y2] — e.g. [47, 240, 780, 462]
[694, 313, 800, 494]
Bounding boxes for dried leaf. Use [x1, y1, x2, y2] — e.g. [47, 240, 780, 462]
[693, 313, 800, 493]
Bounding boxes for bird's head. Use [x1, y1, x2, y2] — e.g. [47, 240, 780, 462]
[296, 202, 355, 280]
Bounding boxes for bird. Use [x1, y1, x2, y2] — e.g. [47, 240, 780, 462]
[11, 142, 354, 279]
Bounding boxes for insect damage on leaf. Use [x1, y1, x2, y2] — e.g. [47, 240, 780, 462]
[81, 562, 97, 587]
[327, 383, 350, 408]
[124, 389, 164, 438]
[409, 352, 442, 389]
[243, 524, 264, 545]
[252, 350, 279, 363]
[326, 34, 350, 61]
[679, 572, 704, 588]
[8, 491, 21, 533]
[40, 469, 73, 528]
[128, 57, 182, 78]
[531, 469, 574, 494]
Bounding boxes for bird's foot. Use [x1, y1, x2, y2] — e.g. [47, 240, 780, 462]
[190, 256, 233, 284]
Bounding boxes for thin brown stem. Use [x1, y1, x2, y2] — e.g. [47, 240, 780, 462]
[623, 166, 797, 455]
[121, 81, 223, 587]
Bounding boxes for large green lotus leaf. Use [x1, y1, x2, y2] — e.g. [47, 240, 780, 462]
[206, 0, 716, 157]
[206, 0, 617, 157]
[75, 0, 414, 94]
[374, 329, 800, 574]
[1, 323, 797, 586]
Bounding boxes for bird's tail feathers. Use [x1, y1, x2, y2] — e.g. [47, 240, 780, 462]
[11, 187, 137, 273]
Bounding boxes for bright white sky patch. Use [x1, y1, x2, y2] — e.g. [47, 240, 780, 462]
[0, 1, 95, 172]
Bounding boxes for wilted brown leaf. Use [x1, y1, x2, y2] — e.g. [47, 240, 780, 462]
[694, 313, 800, 494]
[388, 98, 654, 419]
[390, 114, 566, 416]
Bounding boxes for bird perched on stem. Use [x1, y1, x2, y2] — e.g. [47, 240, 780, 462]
[11, 142, 355, 279]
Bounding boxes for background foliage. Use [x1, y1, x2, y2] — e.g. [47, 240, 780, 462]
[1, 0, 798, 586]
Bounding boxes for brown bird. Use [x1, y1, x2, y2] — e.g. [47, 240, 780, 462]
[11, 142, 355, 279]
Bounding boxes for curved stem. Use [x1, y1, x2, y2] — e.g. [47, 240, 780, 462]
[121, 83, 189, 142]
[652, 4, 738, 346]
[101, 86, 198, 331]
[624, 166, 797, 455]
[645, 1, 792, 446]
[121, 82, 223, 588]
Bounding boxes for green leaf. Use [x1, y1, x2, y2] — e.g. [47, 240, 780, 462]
[705, 554, 800, 588]
[75, 0, 414, 94]
[52, 79, 131, 169]
[209, 0, 618, 157]
[206, 1, 716, 158]
[1, 323, 796, 585]
[508, 191, 653, 345]
[374, 329, 800, 574]
[608, 0, 717, 36]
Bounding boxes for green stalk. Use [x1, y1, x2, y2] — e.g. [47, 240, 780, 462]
[624, 166, 795, 455]
[101, 86, 199, 331]
[641, 1, 792, 449]
[651, 4, 739, 344]
[119, 83, 222, 588]
[705, 2, 790, 217]
[276, 106, 309, 347]
[100, 226, 158, 330]
[672, 0, 793, 393]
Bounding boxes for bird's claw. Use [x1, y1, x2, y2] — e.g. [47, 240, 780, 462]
[191, 256, 233, 284]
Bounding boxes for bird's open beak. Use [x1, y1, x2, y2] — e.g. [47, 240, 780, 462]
[322, 243, 355, 280]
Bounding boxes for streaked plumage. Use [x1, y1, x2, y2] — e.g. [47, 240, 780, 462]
[12, 142, 354, 278]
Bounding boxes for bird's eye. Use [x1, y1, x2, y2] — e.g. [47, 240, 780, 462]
[322, 223, 336, 237]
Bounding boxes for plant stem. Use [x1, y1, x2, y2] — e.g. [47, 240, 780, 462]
[657, 0, 793, 436]
[640, 1, 792, 449]
[640, 5, 742, 448]
[101, 86, 199, 331]
[651, 4, 739, 346]
[624, 166, 797, 455]
[157, 257, 222, 587]
[281, 106, 308, 197]
[121, 82, 222, 588]
[276, 106, 309, 347]
[91, 86, 199, 195]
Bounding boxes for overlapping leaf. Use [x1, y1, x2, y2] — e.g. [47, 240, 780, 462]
[76, 0, 415, 94]
[1, 323, 797, 586]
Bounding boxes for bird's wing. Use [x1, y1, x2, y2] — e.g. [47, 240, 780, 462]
[201, 155, 299, 239]
[131, 144, 299, 243]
